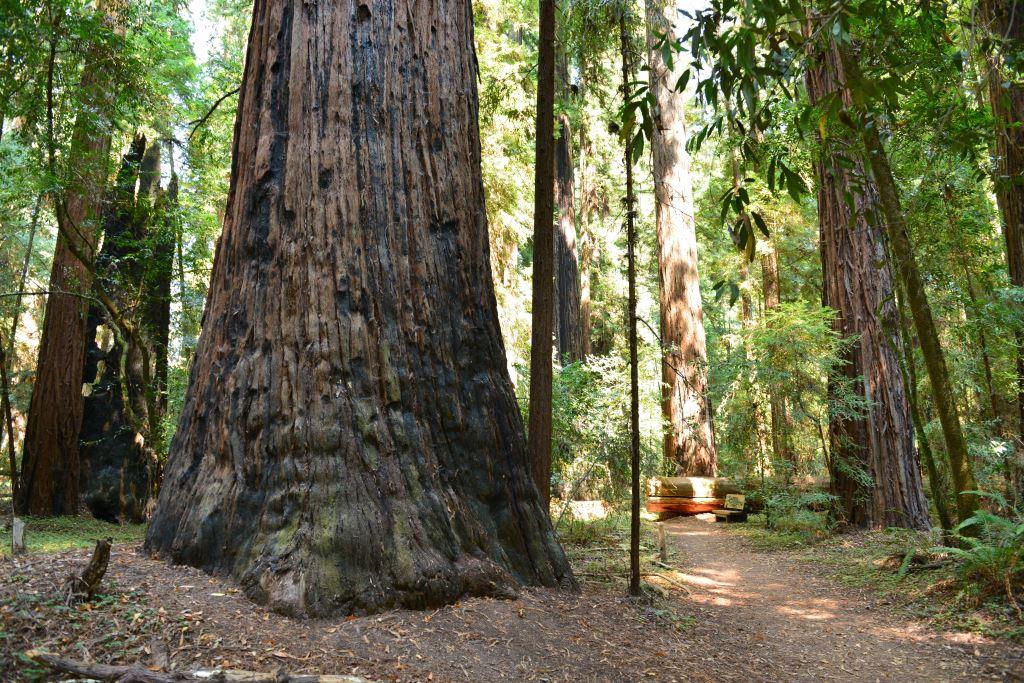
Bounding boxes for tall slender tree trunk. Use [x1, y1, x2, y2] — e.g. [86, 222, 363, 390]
[620, 11, 641, 599]
[18, 4, 118, 516]
[529, 0, 557, 510]
[645, 0, 716, 476]
[942, 187, 1002, 430]
[980, 0, 1024, 463]
[146, 0, 572, 617]
[761, 239, 795, 473]
[577, 121, 594, 358]
[739, 260, 770, 477]
[553, 50, 582, 365]
[146, 173, 177, 417]
[554, 113, 583, 364]
[0, 338, 16, 502]
[893, 275, 954, 532]
[807, 38, 930, 530]
[1, 193, 41, 494]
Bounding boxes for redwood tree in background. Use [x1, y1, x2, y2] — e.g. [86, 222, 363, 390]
[147, 0, 572, 616]
[529, 0, 557, 508]
[18, 4, 118, 516]
[980, 0, 1024, 453]
[644, 0, 717, 476]
[807, 40, 930, 530]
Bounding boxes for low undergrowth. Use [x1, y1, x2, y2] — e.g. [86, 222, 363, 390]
[554, 507, 697, 632]
[724, 511, 831, 550]
[0, 516, 146, 556]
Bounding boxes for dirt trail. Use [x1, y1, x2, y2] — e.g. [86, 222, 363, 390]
[3, 522, 1024, 681]
[660, 515, 1023, 681]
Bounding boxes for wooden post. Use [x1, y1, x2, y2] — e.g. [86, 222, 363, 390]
[11, 517, 25, 555]
[657, 522, 667, 563]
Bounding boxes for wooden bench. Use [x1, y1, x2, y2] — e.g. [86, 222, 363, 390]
[713, 494, 748, 523]
[645, 476, 740, 519]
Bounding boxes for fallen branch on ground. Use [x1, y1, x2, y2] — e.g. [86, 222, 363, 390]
[642, 572, 693, 594]
[26, 650, 371, 683]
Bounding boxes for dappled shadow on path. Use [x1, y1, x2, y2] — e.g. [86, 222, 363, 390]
[654, 516, 1019, 681]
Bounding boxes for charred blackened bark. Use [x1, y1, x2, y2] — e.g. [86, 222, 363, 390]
[146, 0, 573, 616]
[807, 39, 930, 530]
[645, 0, 716, 476]
[79, 136, 160, 523]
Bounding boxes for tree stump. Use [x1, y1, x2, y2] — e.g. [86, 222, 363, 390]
[66, 538, 111, 602]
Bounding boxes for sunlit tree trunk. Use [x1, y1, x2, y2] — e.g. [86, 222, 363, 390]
[146, 0, 572, 616]
[18, 4, 118, 516]
[578, 122, 595, 358]
[761, 235, 796, 474]
[553, 51, 582, 365]
[554, 113, 583, 364]
[645, 0, 716, 476]
[807, 39, 930, 530]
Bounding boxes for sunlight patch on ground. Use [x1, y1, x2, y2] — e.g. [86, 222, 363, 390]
[774, 601, 838, 621]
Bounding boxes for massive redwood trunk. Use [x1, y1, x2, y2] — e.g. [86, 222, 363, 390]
[645, 0, 716, 475]
[981, 0, 1024, 452]
[18, 4, 118, 516]
[554, 113, 583, 364]
[807, 39, 930, 529]
[146, 0, 572, 617]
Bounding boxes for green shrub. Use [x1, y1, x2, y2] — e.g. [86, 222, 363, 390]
[933, 493, 1024, 611]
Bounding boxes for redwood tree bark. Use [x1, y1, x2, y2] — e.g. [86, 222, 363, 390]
[980, 0, 1024, 453]
[807, 40, 930, 529]
[18, 5, 118, 516]
[529, 0, 557, 509]
[554, 113, 583, 364]
[645, 0, 716, 476]
[146, 0, 572, 616]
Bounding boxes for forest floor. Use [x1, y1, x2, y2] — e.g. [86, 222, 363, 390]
[0, 513, 1022, 681]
